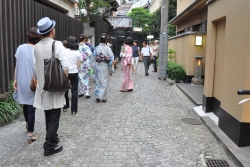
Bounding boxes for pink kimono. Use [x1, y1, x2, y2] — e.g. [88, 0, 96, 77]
[121, 45, 133, 90]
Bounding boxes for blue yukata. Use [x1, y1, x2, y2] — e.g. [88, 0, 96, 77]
[78, 43, 93, 96]
[93, 43, 114, 100]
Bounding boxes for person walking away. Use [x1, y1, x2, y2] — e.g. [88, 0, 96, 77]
[63, 36, 81, 115]
[78, 34, 92, 98]
[93, 35, 114, 102]
[33, 17, 69, 156]
[140, 41, 153, 76]
[13, 27, 42, 144]
[131, 40, 140, 74]
[120, 38, 133, 92]
[151, 40, 159, 72]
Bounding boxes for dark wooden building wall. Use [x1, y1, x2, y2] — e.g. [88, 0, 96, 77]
[0, 0, 84, 93]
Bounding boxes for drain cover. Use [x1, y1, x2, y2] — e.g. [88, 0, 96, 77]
[180, 118, 202, 125]
[205, 158, 229, 167]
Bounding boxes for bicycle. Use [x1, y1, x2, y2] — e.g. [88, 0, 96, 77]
[237, 90, 250, 105]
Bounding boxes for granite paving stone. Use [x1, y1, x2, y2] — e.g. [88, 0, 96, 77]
[0, 62, 236, 167]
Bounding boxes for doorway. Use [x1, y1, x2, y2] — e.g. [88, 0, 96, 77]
[212, 18, 226, 116]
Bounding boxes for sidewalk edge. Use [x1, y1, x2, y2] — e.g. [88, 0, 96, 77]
[193, 108, 250, 167]
[176, 84, 199, 105]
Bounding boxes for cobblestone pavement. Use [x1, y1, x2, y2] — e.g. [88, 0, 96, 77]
[0, 62, 235, 167]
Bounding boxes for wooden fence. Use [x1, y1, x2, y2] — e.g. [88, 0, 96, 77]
[0, 0, 84, 93]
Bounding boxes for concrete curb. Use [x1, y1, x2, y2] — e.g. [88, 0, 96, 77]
[192, 108, 250, 167]
[176, 84, 200, 105]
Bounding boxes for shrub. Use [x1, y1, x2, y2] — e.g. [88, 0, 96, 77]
[156, 60, 186, 82]
[167, 62, 185, 82]
[168, 48, 175, 62]
[0, 82, 22, 125]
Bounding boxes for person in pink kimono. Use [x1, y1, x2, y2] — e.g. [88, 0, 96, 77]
[120, 38, 133, 92]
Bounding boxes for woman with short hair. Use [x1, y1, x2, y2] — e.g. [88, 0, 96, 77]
[13, 27, 42, 144]
[63, 36, 81, 115]
[120, 37, 134, 92]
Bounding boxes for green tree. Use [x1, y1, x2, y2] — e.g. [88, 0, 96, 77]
[79, 0, 118, 27]
[127, 7, 153, 35]
[168, 24, 176, 37]
[169, 0, 177, 21]
[151, 7, 176, 37]
[151, 7, 161, 35]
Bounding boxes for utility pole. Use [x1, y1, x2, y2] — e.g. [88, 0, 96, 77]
[158, 0, 169, 79]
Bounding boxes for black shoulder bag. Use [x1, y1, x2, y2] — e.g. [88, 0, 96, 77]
[43, 41, 70, 92]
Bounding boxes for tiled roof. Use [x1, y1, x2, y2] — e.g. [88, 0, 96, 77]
[127, 0, 151, 13]
[107, 16, 132, 28]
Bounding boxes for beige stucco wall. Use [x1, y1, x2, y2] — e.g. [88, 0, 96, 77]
[204, 0, 250, 122]
[177, 0, 194, 15]
[150, 0, 161, 13]
[168, 34, 206, 76]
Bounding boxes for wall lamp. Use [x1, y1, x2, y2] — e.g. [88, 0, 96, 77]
[195, 36, 203, 46]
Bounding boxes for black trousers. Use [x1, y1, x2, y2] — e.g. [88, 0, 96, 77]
[64, 73, 78, 112]
[44, 108, 61, 150]
[143, 56, 151, 75]
[153, 56, 158, 72]
[23, 105, 35, 132]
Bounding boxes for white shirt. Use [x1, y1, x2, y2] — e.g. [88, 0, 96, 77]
[141, 45, 153, 56]
[64, 48, 82, 73]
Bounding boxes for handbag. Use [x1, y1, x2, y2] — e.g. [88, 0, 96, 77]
[30, 72, 37, 92]
[43, 41, 70, 92]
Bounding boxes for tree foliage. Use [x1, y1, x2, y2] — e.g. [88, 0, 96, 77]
[78, 0, 112, 24]
[127, 0, 177, 36]
[169, 0, 177, 21]
[127, 7, 153, 35]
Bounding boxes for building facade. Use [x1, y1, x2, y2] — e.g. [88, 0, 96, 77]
[169, 0, 250, 147]
[169, 0, 207, 83]
[149, 0, 161, 13]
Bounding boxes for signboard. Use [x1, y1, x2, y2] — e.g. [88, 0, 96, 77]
[133, 27, 142, 32]
[147, 35, 154, 39]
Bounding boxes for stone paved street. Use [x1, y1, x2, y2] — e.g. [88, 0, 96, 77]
[0, 62, 235, 167]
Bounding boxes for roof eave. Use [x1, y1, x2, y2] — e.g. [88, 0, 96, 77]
[169, 0, 206, 25]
